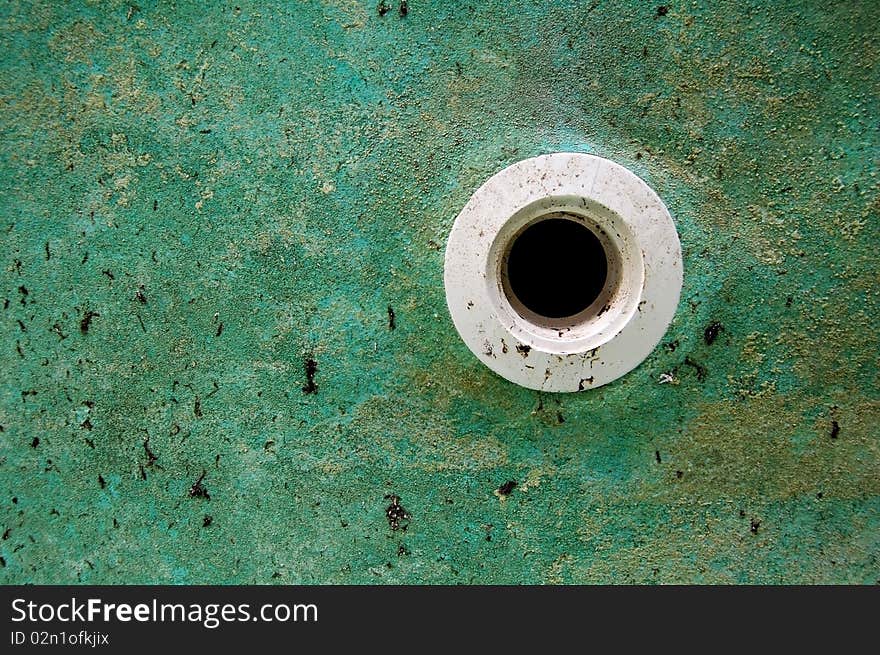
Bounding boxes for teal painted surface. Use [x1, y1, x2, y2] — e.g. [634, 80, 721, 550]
[0, 0, 878, 583]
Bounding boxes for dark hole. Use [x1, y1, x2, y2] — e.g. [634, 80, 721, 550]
[505, 217, 607, 319]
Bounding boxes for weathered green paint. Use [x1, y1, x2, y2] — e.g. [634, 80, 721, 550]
[1, 0, 878, 584]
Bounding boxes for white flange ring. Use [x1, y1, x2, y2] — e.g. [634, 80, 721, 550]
[444, 152, 682, 391]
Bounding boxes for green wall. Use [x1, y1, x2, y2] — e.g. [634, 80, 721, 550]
[1, 0, 878, 583]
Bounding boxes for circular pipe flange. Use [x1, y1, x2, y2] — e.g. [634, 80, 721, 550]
[444, 152, 682, 392]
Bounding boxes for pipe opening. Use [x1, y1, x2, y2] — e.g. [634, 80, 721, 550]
[503, 216, 608, 320]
